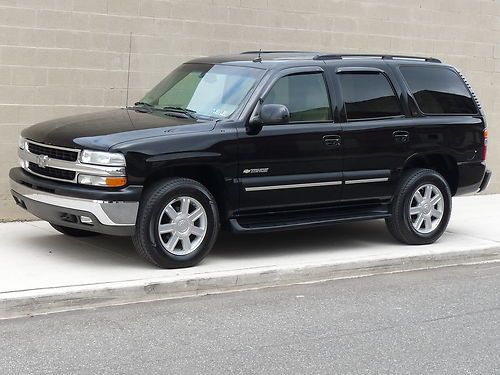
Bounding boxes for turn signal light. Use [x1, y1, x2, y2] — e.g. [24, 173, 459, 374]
[78, 174, 127, 187]
[105, 177, 128, 187]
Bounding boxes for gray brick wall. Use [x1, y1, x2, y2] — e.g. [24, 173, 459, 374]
[0, 0, 499, 220]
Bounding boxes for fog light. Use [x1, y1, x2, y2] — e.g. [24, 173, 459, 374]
[80, 216, 93, 225]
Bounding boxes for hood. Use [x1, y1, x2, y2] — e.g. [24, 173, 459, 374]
[21, 108, 217, 150]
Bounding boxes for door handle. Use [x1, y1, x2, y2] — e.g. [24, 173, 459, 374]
[323, 135, 341, 148]
[393, 131, 409, 144]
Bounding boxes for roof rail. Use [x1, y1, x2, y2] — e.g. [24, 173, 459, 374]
[313, 54, 441, 63]
[241, 50, 316, 55]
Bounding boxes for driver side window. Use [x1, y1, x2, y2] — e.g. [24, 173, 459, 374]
[263, 72, 332, 122]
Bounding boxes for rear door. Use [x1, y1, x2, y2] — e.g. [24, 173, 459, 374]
[331, 65, 412, 201]
[237, 66, 343, 213]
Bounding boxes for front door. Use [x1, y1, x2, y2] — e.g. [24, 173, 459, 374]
[237, 67, 343, 214]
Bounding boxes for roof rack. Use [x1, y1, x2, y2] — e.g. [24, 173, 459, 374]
[313, 54, 441, 63]
[240, 50, 316, 55]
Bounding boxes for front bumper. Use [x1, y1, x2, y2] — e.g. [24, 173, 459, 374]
[9, 168, 141, 236]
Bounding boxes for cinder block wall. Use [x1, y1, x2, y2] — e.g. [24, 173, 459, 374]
[0, 0, 499, 221]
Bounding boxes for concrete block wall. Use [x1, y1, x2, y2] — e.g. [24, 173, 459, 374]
[0, 0, 499, 220]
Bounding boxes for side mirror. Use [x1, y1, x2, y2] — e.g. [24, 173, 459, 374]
[260, 104, 290, 125]
[247, 103, 290, 135]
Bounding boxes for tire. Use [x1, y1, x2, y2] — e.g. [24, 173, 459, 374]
[50, 223, 100, 237]
[385, 168, 451, 245]
[132, 178, 220, 268]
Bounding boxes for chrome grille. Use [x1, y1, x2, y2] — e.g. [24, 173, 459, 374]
[19, 140, 126, 184]
[28, 162, 76, 181]
[28, 142, 78, 162]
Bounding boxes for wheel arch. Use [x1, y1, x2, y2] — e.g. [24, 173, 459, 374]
[402, 153, 459, 196]
[142, 162, 230, 220]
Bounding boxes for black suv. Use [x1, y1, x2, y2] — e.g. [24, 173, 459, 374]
[10, 51, 491, 268]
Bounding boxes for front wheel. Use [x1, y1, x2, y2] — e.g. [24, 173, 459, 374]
[385, 168, 451, 245]
[132, 178, 220, 268]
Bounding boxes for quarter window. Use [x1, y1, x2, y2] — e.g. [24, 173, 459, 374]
[400, 66, 477, 114]
[263, 72, 332, 122]
[338, 72, 402, 121]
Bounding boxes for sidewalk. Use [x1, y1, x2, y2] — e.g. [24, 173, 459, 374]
[1, 194, 499, 319]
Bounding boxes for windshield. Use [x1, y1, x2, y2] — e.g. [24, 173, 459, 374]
[139, 63, 264, 119]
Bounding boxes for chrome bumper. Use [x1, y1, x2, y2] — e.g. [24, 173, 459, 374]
[10, 179, 138, 228]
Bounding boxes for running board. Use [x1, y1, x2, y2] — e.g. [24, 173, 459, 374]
[229, 207, 390, 233]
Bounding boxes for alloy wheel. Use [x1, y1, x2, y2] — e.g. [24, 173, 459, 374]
[408, 184, 445, 234]
[157, 196, 208, 256]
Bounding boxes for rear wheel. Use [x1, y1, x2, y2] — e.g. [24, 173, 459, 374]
[385, 168, 451, 245]
[50, 223, 100, 237]
[132, 178, 219, 268]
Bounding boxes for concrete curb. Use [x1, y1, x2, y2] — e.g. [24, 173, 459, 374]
[1, 246, 499, 320]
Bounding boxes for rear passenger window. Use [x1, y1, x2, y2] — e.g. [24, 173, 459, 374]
[338, 72, 402, 121]
[263, 72, 332, 122]
[400, 66, 477, 115]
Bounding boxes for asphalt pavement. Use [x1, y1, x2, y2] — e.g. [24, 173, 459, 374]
[2, 194, 500, 318]
[1, 262, 499, 375]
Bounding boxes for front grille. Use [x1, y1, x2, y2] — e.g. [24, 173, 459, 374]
[28, 142, 78, 162]
[28, 162, 76, 181]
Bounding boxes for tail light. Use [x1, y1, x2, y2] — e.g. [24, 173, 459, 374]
[482, 128, 488, 161]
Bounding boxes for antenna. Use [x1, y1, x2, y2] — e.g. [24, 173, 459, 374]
[253, 49, 262, 63]
[125, 32, 132, 108]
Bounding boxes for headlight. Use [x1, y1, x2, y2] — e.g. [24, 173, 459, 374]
[78, 174, 127, 187]
[79, 150, 127, 187]
[80, 150, 126, 166]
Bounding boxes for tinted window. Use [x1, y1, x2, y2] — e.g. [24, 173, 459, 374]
[338, 73, 402, 120]
[141, 64, 264, 119]
[263, 72, 332, 122]
[400, 66, 477, 114]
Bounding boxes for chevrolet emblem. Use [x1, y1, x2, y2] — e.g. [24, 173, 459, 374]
[35, 154, 49, 168]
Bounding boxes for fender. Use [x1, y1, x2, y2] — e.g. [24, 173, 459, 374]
[147, 151, 222, 164]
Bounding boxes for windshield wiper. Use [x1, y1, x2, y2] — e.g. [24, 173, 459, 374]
[134, 101, 153, 107]
[162, 106, 197, 119]
[132, 101, 155, 113]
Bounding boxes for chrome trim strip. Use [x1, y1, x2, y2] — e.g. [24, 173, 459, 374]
[10, 179, 138, 226]
[245, 180, 342, 192]
[19, 149, 126, 178]
[345, 177, 389, 185]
